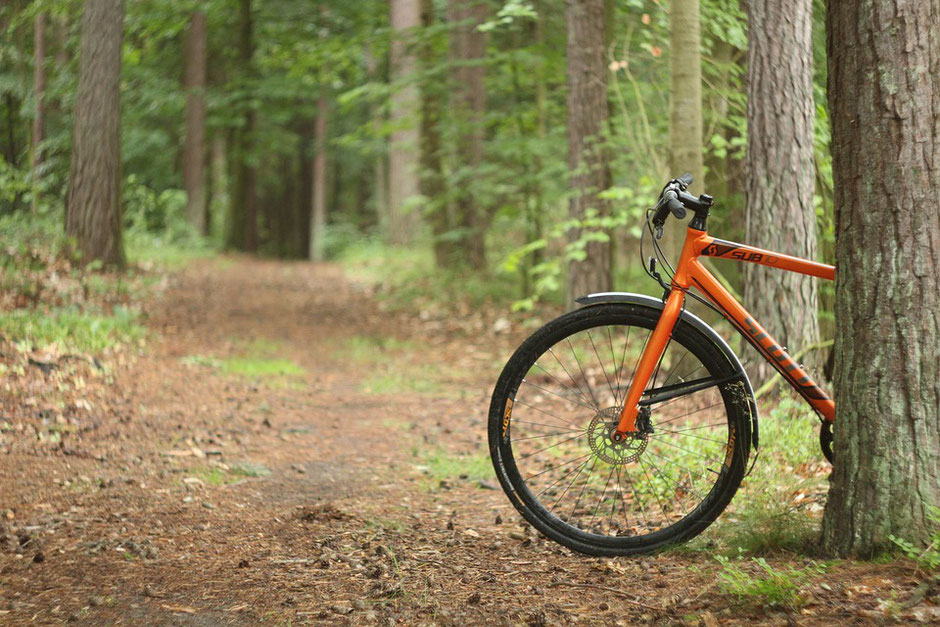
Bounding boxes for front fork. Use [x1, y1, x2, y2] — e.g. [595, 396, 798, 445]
[613, 288, 686, 439]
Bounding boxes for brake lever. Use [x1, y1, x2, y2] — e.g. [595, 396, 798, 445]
[655, 225, 663, 240]
[649, 257, 671, 301]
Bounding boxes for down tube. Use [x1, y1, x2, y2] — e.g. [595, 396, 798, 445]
[689, 262, 835, 421]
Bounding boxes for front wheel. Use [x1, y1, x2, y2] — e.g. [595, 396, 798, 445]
[488, 303, 753, 556]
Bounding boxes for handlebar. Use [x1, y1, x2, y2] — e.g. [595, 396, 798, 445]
[650, 174, 714, 238]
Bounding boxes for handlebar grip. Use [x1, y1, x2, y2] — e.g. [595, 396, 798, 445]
[676, 172, 693, 188]
[663, 190, 687, 219]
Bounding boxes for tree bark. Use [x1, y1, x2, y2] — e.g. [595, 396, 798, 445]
[742, 0, 819, 384]
[565, 0, 612, 304]
[65, 0, 125, 268]
[821, 0, 940, 557]
[296, 121, 313, 257]
[31, 11, 46, 213]
[183, 8, 207, 235]
[666, 0, 705, 260]
[668, 0, 704, 189]
[388, 0, 421, 245]
[225, 0, 258, 251]
[448, 0, 488, 269]
[365, 47, 388, 233]
[419, 0, 451, 268]
[309, 96, 328, 261]
[209, 132, 227, 238]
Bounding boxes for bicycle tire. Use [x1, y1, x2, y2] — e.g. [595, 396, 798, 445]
[488, 302, 753, 556]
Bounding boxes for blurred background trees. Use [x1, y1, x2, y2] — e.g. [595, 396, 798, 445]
[1, 0, 937, 560]
[0, 0, 833, 339]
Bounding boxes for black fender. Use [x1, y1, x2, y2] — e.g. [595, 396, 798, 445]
[575, 292, 759, 451]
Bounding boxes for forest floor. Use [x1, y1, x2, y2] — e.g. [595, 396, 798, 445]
[0, 256, 937, 626]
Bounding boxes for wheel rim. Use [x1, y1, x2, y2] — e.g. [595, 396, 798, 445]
[502, 320, 740, 544]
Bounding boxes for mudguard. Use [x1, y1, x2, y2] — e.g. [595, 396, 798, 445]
[575, 292, 759, 451]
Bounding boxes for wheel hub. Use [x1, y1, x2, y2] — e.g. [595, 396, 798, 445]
[587, 407, 649, 465]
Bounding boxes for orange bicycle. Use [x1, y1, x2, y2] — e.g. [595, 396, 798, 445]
[488, 174, 834, 556]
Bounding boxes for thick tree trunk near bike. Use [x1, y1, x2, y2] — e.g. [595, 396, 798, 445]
[65, 0, 125, 268]
[742, 0, 819, 385]
[565, 0, 612, 305]
[821, 0, 940, 557]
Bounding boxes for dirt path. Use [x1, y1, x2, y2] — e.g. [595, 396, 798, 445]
[0, 258, 930, 625]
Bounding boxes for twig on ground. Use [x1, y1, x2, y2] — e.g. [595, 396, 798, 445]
[545, 581, 663, 612]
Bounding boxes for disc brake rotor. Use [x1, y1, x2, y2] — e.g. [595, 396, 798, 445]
[587, 407, 648, 465]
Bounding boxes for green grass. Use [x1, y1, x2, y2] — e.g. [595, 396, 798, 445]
[337, 237, 520, 310]
[414, 447, 494, 489]
[220, 356, 305, 377]
[341, 335, 417, 362]
[0, 306, 145, 354]
[336, 333, 460, 396]
[361, 370, 444, 395]
[181, 338, 306, 382]
[229, 461, 271, 477]
[715, 555, 827, 610]
[680, 397, 828, 556]
[184, 462, 271, 484]
[185, 466, 234, 486]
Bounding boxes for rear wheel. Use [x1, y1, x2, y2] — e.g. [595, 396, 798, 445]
[488, 303, 753, 556]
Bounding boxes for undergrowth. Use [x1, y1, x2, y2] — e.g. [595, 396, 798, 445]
[0, 201, 213, 356]
[889, 505, 940, 571]
[682, 397, 829, 557]
[714, 555, 827, 610]
[0, 306, 145, 354]
[337, 237, 522, 311]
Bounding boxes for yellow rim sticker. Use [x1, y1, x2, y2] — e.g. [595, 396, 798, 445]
[724, 426, 737, 467]
[502, 398, 514, 437]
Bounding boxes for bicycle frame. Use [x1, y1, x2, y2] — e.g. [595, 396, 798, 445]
[615, 226, 835, 437]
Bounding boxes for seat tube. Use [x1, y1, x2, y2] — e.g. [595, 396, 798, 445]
[615, 288, 685, 435]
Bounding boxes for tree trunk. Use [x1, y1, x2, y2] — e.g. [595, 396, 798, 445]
[448, 0, 488, 269]
[31, 11, 46, 213]
[821, 0, 940, 557]
[666, 0, 704, 260]
[182, 8, 207, 235]
[296, 121, 313, 256]
[742, 0, 819, 385]
[65, 0, 125, 268]
[419, 0, 451, 268]
[309, 96, 328, 261]
[365, 48, 388, 232]
[225, 0, 258, 251]
[209, 132, 227, 239]
[565, 0, 612, 304]
[388, 0, 421, 245]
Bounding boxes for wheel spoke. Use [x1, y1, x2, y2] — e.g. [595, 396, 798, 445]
[586, 330, 617, 405]
[520, 379, 596, 412]
[512, 398, 584, 430]
[566, 338, 600, 408]
[494, 312, 747, 551]
[511, 428, 584, 443]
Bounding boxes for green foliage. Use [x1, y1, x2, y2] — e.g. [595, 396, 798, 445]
[715, 555, 826, 610]
[888, 506, 940, 571]
[0, 305, 144, 354]
[694, 398, 828, 556]
[339, 237, 520, 309]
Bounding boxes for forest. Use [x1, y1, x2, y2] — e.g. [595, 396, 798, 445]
[1, 0, 938, 624]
